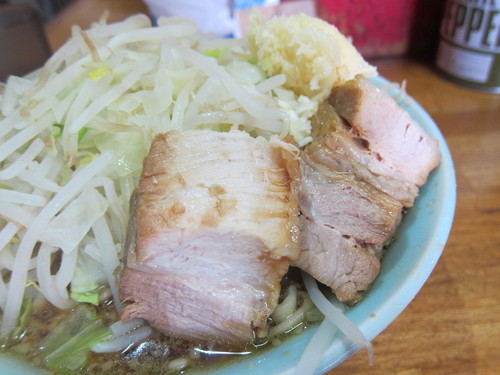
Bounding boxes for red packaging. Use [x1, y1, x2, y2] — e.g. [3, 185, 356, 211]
[313, 0, 445, 58]
[316, 0, 418, 57]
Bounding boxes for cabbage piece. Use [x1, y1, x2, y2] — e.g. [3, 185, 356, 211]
[2, 296, 33, 346]
[52, 123, 88, 143]
[39, 188, 108, 254]
[70, 248, 107, 306]
[70, 290, 99, 306]
[12, 296, 32, 339]
[95, 131, 148, 177]
[202, 48, 227, 59]
[225, 61, 266, 85]
[37, 304, 111, 375]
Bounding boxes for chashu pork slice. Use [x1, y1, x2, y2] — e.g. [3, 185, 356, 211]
[328, 75, 441, 206]
[295, 159, 403, 303]
[298, 160, 403, 248]
[298, 215, 380, 303]
[295, 77, 440, 303]
[119, 129, 300, 346]
[306, 101, 419, 206]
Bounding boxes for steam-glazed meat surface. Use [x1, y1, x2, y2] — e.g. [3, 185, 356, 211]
[329, 76, 441, 205]
[298, 161, 402, 247]
[295, 161, 402, 303]
[304, 102, 419, 206]
[295, 77, 440, 303]
[295, 159, 402, 303]
[298, 215, 380, 303]
[119, 130, 299, 345]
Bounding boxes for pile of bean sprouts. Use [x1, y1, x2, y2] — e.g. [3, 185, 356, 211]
[0, 13, 301, 335]
[0, 13, 372, 375]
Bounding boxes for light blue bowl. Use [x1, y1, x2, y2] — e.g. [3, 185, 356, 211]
[0, 76, 456, 375]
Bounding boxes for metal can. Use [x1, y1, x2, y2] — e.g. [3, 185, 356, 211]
[436, 0, 500, 93]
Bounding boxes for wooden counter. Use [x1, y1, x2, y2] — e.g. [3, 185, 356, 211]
[44, 3, 500, 374]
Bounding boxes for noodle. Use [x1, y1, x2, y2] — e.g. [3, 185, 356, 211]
[17, 170, 61, 193]
[0, 138, 45, 180]
[167, 357, 190, 372]
[0, 121, 48, 163]
[0, 189, 46, 207]
[1, 153, 113, 335]
[54, 248, 79, 299]
[86, 177, 128, 239]
[92, 325, 153, 353]
[36, 244, 74, 309]
[293, 318, 339, 375]
[170, 80, 197, 130]
[109, 318, 144, 336]
[91, 216, 121, 313]
[0, 272, 7, 308]
[0, 202, 36, 228]
[271, 284, 297, 323]
[269, 295, 315, 337]
[180, 47, 285, 123]
[303, 272, 373, 365]
[0, 222, 19, 252]
[86, 14, 151, 40]
[256, 74, 287, 93]
[107, 19, 198, 50]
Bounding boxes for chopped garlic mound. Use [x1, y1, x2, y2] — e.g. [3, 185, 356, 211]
[247, 10, 377, 102]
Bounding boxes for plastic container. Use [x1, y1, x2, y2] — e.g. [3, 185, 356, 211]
[436, 0, 500, 93]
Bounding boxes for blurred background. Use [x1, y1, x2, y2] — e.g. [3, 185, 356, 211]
[0, 0, 448, 67]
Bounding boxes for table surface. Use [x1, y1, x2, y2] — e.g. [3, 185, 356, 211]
[44, 3, 500, 375]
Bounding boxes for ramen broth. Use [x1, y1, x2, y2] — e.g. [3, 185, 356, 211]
[0, 268, 321, 374]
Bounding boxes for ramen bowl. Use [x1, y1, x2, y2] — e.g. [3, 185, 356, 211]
[0, 75, 456, 375]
